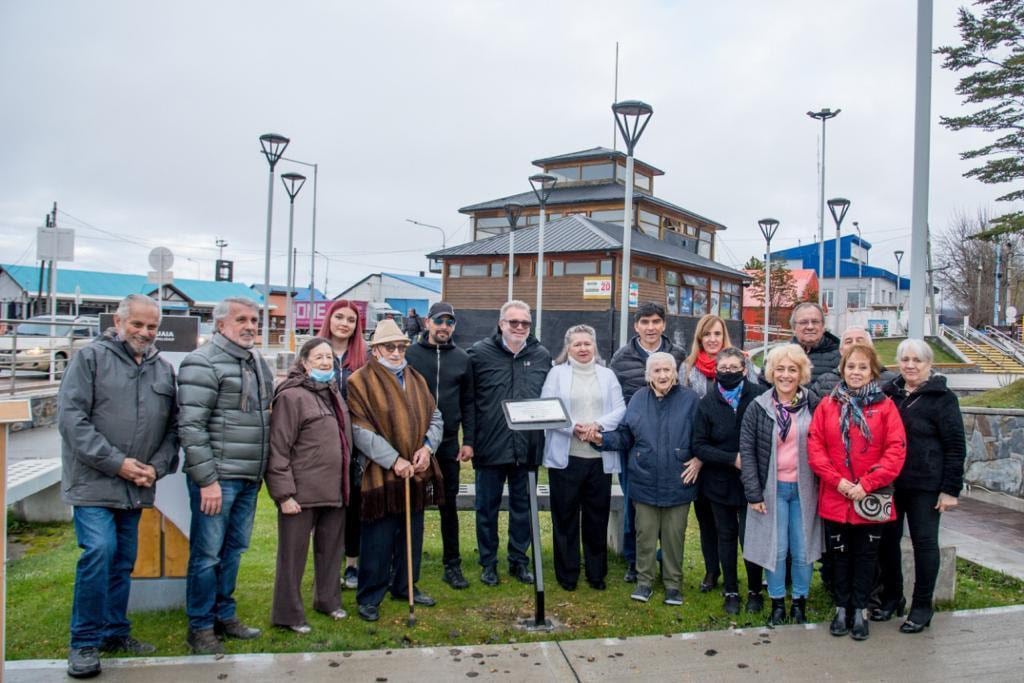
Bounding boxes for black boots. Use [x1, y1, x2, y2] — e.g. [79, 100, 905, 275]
[869, 596, 906, 622]
[850, 609, 870, 640]
[830, 607, 849, 636]
[899, 608, 933, 634]
[769, 598, 787, 626]
[790, 597, 807, 625]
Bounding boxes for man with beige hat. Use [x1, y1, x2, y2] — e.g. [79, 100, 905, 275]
[345, 319, 445, 622]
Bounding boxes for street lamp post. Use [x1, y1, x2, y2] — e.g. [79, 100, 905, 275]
[282, 157, 319, 333]
[757, 218, 780, 360]
[406, 218, 447, 298]
[976, 262, 984, 325]
[894, 249, 905, 323]
[281, 172, 306, 353]
[827, 197, 851, 329]
[807, 108, 841, 307]
[613, 99, 654, 346]
[504, 202, 523, 301]
[994, 240, 1004, 326]
[529, 173, 558, 341]
[259, 133, 290, 351]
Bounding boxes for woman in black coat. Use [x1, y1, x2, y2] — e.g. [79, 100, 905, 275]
[874, 338, 966, 633]
[691, 347, 767, 615]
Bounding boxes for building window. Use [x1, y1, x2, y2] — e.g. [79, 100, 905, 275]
[551, 259, 612, 276]
[461, 264, 489, 277]
[448, 264, 461, 278]
[490, 262, 504, 278]
[823, 290, 834, 309]
[631, 263, 658, 281]
[549, 165, 581, 182]
[698, 229, 714, 258]
[590, 209, 624, 223]
[581, 162, 614, 181]
[638, 209, 660, 236]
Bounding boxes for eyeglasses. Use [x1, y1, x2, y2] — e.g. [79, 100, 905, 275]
[717, 365, 744, 373]
[380, 343, 409, 353]
[794, 319, 823, 328]
[503, 319, 532, 329]
[431, 316, 456, 327]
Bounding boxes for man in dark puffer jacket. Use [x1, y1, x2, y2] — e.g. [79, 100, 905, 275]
[178, 297, 272, 655]
[608, 302, 686, 583]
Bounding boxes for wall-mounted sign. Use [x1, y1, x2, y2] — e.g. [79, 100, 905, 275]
[100, 314, 199, 353]
[867, 319, 889, 338]
[583, 277, 612, 299]
[628, 282, 639, 308]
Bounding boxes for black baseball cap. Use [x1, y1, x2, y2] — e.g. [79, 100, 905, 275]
[428, 302, 456, 319]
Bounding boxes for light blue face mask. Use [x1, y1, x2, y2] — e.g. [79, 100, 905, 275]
[309, 368, 334, 383]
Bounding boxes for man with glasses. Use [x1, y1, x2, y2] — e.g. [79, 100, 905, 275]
[811, 326, 898, 396]
[406, 302, 475, 589]
[347, 319, 444, 622]
[788, 302, 841, 386]
[465, 300, 551, 587]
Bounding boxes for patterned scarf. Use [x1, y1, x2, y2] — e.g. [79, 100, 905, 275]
[772, 388, 808, 442]
[718, 382, 742, 410]
[830, 380, 885, 460]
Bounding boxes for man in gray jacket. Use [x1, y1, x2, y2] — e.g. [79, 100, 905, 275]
[60, 294, 178, 679]
[178, 296, 272, 654]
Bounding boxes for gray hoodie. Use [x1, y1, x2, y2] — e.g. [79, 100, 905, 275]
[59, 331, 179, 509]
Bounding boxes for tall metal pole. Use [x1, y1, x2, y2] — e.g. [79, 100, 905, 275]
[908, 0, 933, 339]
[406, 219, 447, 299]
[530, 174, 557, 341]
[895, 250, 904, 321]
[994, 240, 1003, 326]
[282, 157, 319, 332]
[613, 100, 653, 347]
[259, 133, 289, 351]
[758, 219, 780, 360]
[281, 172, 306, 353]
[827, 198, 851, 330]
[504, 203, 523, 302]
[808, 108, 840, 305]
[854, 221, 863, 308]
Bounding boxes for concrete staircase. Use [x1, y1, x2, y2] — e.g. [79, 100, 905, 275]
[941, 325, 1024, 374]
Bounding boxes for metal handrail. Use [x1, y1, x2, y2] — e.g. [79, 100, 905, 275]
[1, 316, 87, 395]
[941, 324, 1024, 369]
[983, 325, 1024, 362]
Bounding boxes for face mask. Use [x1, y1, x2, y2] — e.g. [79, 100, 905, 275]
[309, 368, 334, 383]
[716, 369, 745, 390]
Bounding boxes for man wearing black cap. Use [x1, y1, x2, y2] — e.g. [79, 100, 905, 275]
[405, 302, 475, 589]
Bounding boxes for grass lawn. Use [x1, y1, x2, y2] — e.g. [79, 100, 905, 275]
[6, 466, 1024, 660]
[960, 378, 1024, 409]
[750, 337, 962, 369]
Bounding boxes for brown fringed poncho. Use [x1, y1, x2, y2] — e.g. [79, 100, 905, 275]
[346, 358, 444, 522]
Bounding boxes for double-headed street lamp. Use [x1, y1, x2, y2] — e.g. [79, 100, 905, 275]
[504, 202, 524, 301]
[259, 133, 290, 350]
[827, 197, 851, 328]
[807, 108, 841, 307]
[613, 99, 653, 346]
[282, 157, 319, 333]
[757, 218, 780, 360]
[529, 173, 557, 340]
[281, 172, 306, 352]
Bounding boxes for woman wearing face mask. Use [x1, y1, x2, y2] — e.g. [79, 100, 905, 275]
[692, 347, 768, 615]
[873, 339, 965, 634]
[680, 314, 759, 594]
[591, 352, 700, 607]
[739, 344, 822, 627]
[541, 325, 626, 592]
[808, 343, 906, 642]
[266, 338, 352, 634]
[318, 299, 369, 589]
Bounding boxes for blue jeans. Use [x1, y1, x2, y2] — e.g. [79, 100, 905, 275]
[70, 506, 142, 648]
[766, 481, 812, 599]
[474, 464, 531, 569]
[186, 478, 259, 630]
[356, 510, 424, 608]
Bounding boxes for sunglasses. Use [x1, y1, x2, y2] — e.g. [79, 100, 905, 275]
[380, 343, 409, 353]
[503, 319, 532, 329]
[431, 316, 456, 327]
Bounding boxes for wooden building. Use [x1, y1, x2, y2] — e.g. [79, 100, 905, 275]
[431, 148, 747, 358]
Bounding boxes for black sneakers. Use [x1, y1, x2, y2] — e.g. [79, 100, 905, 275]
[214, 618, 261, 640]
[67, 647, 101, 679]
[443, 563, 470, 589]
[187, 628, 224, 655]
[99, 635, 155, 655]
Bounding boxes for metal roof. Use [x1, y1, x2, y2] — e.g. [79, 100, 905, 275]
[531, 146, 665, 176]
[382, 272, 442, 293]
[428, 215, 747, 280]
[458, 181, 727, 231]
[1, 264, 264, 305]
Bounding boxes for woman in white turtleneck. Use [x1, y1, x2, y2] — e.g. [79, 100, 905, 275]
[541, 325, 626, 592]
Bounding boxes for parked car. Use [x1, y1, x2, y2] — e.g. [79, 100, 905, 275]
[0, 315, 99, 375]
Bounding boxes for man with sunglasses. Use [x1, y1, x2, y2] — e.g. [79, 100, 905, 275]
[465, 300, 551, 587]
[406, 302, 475, 590]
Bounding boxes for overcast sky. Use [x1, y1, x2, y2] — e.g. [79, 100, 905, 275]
[1, 0, 1016, 296]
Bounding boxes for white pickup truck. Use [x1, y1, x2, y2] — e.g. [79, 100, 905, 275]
[0, 315, 99, 375]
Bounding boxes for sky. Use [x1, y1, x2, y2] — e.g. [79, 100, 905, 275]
[0, 0, 1017, 297]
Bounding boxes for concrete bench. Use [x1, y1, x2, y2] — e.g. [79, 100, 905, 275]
[6, 459, 71, 522]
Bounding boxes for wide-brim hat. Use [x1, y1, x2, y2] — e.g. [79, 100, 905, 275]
[370, 318, 409, 346]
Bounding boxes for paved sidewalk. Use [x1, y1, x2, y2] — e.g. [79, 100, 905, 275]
[941, 496, 1024, 581]
[7, 605, 1024, 682]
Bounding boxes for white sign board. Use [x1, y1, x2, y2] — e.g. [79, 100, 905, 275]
[582, 276, 612, 299]
[36, 227, 75, 262]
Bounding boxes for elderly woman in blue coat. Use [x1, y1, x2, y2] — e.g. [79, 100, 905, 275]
[591, 351, 700, 606]
[541, 325, 626, 592]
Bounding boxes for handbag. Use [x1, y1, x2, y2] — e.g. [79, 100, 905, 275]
[853, 484, 894, 522]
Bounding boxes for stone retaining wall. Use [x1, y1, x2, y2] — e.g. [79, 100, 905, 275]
[962, 406, 1024, 500]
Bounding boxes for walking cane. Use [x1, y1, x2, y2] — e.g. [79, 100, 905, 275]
[404, 475, 416, 628]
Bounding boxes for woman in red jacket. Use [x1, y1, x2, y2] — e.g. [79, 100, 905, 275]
[808, 342, 906, 642]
